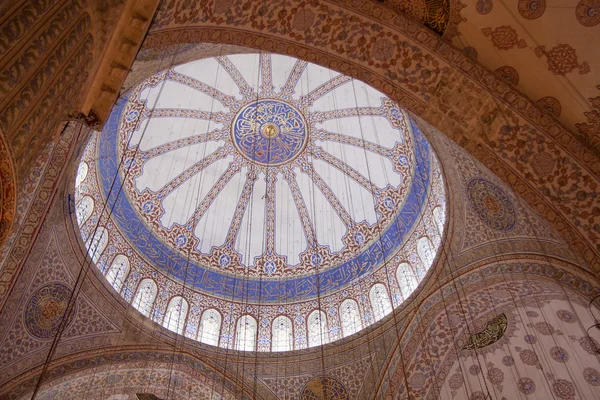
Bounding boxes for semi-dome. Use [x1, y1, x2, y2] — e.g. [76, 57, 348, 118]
[74, 53, 446, 352]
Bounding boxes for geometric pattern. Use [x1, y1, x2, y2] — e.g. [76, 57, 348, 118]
[301, 377, 349, 400]
[24, 282, 75, 340]
[75, 53, 446, 350]
[467, 178, 516, 231]
[92, 54, 439, 299]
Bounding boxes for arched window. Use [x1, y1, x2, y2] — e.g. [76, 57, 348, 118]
[163, 296, 188, 334]
[417, 236, 435, 269]
[105, 255, 130, 293]
[396, 262, 418, 298]
[132, 279, 157, 317]
[307, 310, 328, 347]
[198, 309, 221, 346]
[86, 227, 108, 263]
[235, 315, 257, 351]
[340, 299, 362, 337]
[433, 206, 445, 235]
[75, 162, 88, 188]
[272, 316, 293, 352]
[370, 284, 392, 322]
[76, 196, 94, 225]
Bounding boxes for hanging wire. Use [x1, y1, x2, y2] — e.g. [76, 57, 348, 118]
[32, 29, 173, 399]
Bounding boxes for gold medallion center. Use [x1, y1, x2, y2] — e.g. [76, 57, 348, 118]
[261, 123, 280, 139]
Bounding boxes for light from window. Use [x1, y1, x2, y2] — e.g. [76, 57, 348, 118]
[340, 299, 362, 337]
[417, 237, 435, 269]
[370, 284, 392, 322]
[76, 196, 94, 225]
[132, 279, 157, 317]
[86, 227, 108, 263]
[308, 310, 328, 347]
[433, 206, 445, 235]
[396, 262, 417, 299]
[75, 162, 88, 188]
[272, 316, 293, 352]
[106, 255, 130, 293]
[163, 296, 188, 334]
[199, 309, 221, 346]
[235, 315, 257, 351]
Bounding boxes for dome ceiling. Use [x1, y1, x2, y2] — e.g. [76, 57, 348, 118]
[76, 53, 446, 350]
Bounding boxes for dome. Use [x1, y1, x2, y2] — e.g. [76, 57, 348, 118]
[74, 53, 446, 351]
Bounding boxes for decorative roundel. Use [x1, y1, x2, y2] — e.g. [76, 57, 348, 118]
[232, 99, 308, 166]
[467, 178, 516, 231]
[536, 96, 561, 118]
[518, 0, 546, 20]
[25, 283, 75, 339]
[576, 0, 600, 27]
[301, 377, 349, 400]
[495, 66, 519, 86]
[476, 0, 493, 15]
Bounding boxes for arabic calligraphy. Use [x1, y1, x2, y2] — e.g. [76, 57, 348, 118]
[232, 99, 308, 166]
[463, 313, 508, 350]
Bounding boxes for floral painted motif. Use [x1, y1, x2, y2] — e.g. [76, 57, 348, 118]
[535, 44, 590, 75]
[24, 282, 75, 339]
[518, 377, 536, 395]
[519, 349, 539, 366]
[467, 179, 516, 231]
[550, 346, 569, 363]
[482, 25, 527, 50]
[584, 367, 600, 386]
[552, 379, 576, 399]
[556, 309, 576, 323]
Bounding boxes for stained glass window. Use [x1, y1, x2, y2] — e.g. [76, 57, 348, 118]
[86, 227, 108, 263]
[163, 296, 188, 334]
[76, 196, 94, 225]
[199, 309, 221, 346]
[417, 236, 435, 268]
[105, 255, 130, 293]
[308, 310, 328, 347]
[370, 284, 392, 322]
[340, 299, 362, 337]
[132, 279, 157, 317]
[235, 315, 257, 351]
[272, 316, 293, 352]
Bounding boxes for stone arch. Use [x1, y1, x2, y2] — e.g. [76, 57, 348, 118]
[3, 349, 261, 400]
[378, 259, 600, 398]
[138, 0, 600, 271]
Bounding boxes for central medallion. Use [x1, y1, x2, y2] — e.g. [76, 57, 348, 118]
[232, 99, 308, 166]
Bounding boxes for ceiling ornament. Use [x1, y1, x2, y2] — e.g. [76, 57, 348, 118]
[517, 0, 546, 20]
[535, 96, 562, 118]
[301, 377, 349, 400]
[77, 53, 446, 350]
[467, 178, 516, 231]
[481, 25, 527, 51]
[494, 66, 520, 86]
[575, 88, 600, 148]
[576, 0, 600, 27]
[534, 44, 590, 76]
[476, 0, 493, 16]
[24, 282, 76, 340]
